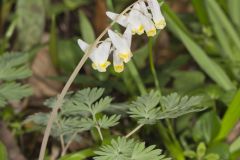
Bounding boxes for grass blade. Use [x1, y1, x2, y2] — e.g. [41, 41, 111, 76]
[206, 0, 240, 51]
[162, 4, 235, 91]
[216, 89, 240, 141]
[228, 0, 240, 28]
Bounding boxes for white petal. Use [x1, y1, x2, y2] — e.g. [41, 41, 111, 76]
[128, 4, 144, 35]
[108, 29, 132, 63]
[89, 40, 111, 72]
[113, 51, 124, 73]
[147, 0, 166, 29]
[77, 39, 89, 52]
[140, 14, 156, 37]
[108, 30, 130, 53]
[139, 1, 152, 19]
[123, 26, 132, 47]
[106, 11, 128, 27]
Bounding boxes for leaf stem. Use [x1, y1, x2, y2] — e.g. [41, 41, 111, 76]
[96, 126, 104, 141]
[127, 61, 147, 95]
[148, 37, 161, 97]
[61, 132, 78, 156]
[125, 124, 144, 138]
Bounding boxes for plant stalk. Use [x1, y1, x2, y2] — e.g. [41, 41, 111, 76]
[38, 1, 145, 159]
[125, 124, 144, 138]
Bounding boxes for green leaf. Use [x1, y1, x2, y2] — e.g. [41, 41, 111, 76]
[192, 0, 209, 25]
[228, 0, 240, 28]
[0, 53, 31, 80]
[204, 153, 220, 160]
[49, 14, 58, 67]
[184, 150, 196, 159]
[129, 91, 209, 125]
[0, 82, 32, 101]
[79, 11, 96, 43]
[128, 91, 161, 125]
[92, 97, 112, 115]
[94, 137, 170, 160]
[0, 141, 8, 160]
[60, 149, 95, 160]
[230, 136, 240, 153]
[16, 0, 45, 50]
[162, 4, 236, 91]
[158, 93, 209, 119]
[206, 0, 240, 51]
[75, 88, 105, 107]
[98, 115, 120, 129]
[197, 142, 206, 159]
[193, 111, 221, 143]
[216, 89, 240, 140]
[207, 143, 230, 160]
[206, 3, 235, 61]
[172, 70, 205, 91]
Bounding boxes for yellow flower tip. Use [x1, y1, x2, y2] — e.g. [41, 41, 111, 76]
[114, 65, 124, 73]
[136, 25, 144, 35]
[147, 28, 157, 37]
[119, 52, 132, 63]
[99, 61, 111, 70]
[155, 20, 166, 30]
[92, 61, 111, 72]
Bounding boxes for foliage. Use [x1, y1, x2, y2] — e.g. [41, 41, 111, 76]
[94, 137, 171, 160]
[26, 88, 121, 137]
[128, 91, 209, 125]
[0, 53, 32, 108]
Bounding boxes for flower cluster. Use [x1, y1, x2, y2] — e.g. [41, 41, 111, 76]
[78, 0, 166, 73]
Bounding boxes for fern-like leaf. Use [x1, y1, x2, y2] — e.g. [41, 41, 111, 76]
[0, 82, 32, 101]
[94, 137, 170, 160]
[98, 115, 121, 129]
[158, 93, 208, 119]
[128, 91, 161, 125]
[128, 92, 209, 125]
[0, 53, 31, 80]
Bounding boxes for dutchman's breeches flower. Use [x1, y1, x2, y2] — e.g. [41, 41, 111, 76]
[108, 29, 132, 64]
[78, 39, 111, 72]
[78, 0, 166, 73]
[147, 0, 166, 29]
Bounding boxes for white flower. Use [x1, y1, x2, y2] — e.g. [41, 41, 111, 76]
[112, 27, 132, 73]
[127, 4, 145, 35]
[113, 51, 124, 73]
[139, 1, 152, 19]
[108, 29, 132, 63]
[78, 39, 111, 72]
[106, 11, 144, 36]
[106, 11, 128, 27]
[147, 0, 166, 29]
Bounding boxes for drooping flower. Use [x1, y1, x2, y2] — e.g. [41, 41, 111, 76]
[147, 0, 166, 29]
[111, 27, 132, 73]
[78, 39, 111, 72]
[106, 10, 144, 36]
[108, 28, 132, 63]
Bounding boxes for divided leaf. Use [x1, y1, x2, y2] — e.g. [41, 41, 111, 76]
[158, 93, 208, 119]
[98, 115, 121, 129]
[128, 91, 161, 125]
[94, 137, 170, 160]
[128, 91, 209, 125]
